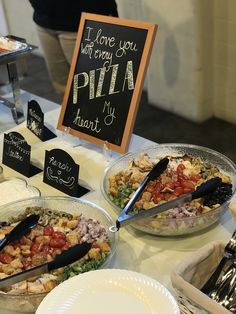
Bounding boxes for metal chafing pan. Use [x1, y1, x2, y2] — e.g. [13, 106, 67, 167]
[0, 35, 32, 61]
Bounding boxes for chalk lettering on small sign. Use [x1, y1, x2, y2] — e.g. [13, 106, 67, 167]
[57, 13, 157, 153]
[43, 149, 89, 197]
[27, 100, 57, 141]
[2, 131, 41, 177]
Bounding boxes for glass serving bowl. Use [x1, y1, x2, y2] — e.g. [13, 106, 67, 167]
[0, 196, 118, 313]
[0, 177, 41, 207]
[101, 143, 236, 236]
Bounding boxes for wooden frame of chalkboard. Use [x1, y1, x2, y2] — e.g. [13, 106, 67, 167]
[57, 13, 157, 153]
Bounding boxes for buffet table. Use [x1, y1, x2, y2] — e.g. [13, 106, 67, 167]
[0, 93, 235, 314]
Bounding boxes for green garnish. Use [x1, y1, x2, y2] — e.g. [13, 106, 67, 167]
[110, 184, 133, 209]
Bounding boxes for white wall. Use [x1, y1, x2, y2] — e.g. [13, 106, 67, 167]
[2, 0, 41, 54]
[213, 0, 236, 124]
[117, 0, 213, 122]
[143, 0, 213, 122]
[0, 0, 8, 34]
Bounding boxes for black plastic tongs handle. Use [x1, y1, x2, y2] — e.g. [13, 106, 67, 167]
[0, 214, 40, 251]
[116, 157, 169, 229]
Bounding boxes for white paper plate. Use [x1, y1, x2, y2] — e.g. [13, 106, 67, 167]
[36, 269, 180, 314]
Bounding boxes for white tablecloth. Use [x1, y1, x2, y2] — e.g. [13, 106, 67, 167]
[0, 95, 235, 314]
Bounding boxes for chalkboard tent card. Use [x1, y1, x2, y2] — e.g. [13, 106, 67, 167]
[27, 100, 57, 141]
[2, 131, 42, 177]
[43, 148, 90, 197]
[57, 13, 157, 153]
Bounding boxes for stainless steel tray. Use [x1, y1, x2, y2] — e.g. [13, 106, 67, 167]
[0, 36, 32, 61]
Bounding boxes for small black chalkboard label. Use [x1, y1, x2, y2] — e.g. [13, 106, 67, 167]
[58, 13, 157, 153]
[2, 131, 42, 177]
[43, 148, 89, 197]
[27, 100, 56, 141]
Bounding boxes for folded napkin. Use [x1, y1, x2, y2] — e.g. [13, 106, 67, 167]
[171, 241, 231, 314]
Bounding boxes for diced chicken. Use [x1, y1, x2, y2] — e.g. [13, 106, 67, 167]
[99, 242, 111, 252]
[88, 248, 101, 260]
[28, 281, 45, 293]
[43, 279, 57, 292]
[1, 264, 15, 275]
[10, 258, 23, 270]
[28, 226, 43, 240]
[35, 235, 50, 245]
[66, 232, 79, 246]
[21, 245, 31, 257]
[143, 201, 154, 210]
[141, 191, 152, 202]
[56, 218, 68, 227]
[0, 272, 7, 279]
[4, 245, 20, 257]
[31, 253, 48, 266]
[8, 280, 28, 295]
[109, 186, 119, 197]
[20, 236, 32, 246]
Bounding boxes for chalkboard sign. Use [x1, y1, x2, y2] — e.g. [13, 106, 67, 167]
[43, 148, 90, 197]
[27, 100, 57, 141]
[2, 131, 42, 177]
[57, 13, 157, 153]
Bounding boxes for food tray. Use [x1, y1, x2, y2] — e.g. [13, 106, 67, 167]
[0, 36, 30, 59]
[171, 241, 231, 313]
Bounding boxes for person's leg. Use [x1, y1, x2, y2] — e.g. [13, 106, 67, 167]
[58, 32, 77, 66]
[36, 25, 70, 98]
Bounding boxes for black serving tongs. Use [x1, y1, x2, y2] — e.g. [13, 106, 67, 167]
[0, 214, 40, 251]
[115, 168, 222, 230]
[114, 157, 169, 230]
[0, 242, 92, 289]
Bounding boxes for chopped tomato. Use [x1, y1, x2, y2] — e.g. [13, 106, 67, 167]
[49, 238, 66, 248]
[183, 187, 195, 194]
[42, 245, 51, 253]
[22, 259, 31, 269]
[0, 252, 13, 264]
[53, 231, 66, 240]
[174, 181, 181, 188]
[92, 242, 100, 248]
[180, 180, 195, 190]
[153, 182, 162, 194]
[164, 193, 172, 201]
[31, 243, 41, 254]
[178, 174, 188, 182]
[173, 187, 184, 196]
[177, 164, 185, 173]
[43, 225, 54, 236]
[191, 174, 201, 182]
[62, 243, 70, 250]
[153, 193, 165, 203]
[146, 181, 156, 193]
[164, 182, 175, 190]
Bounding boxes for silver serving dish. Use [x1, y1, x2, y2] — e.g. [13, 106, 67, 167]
[0, 36, 31, 60]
